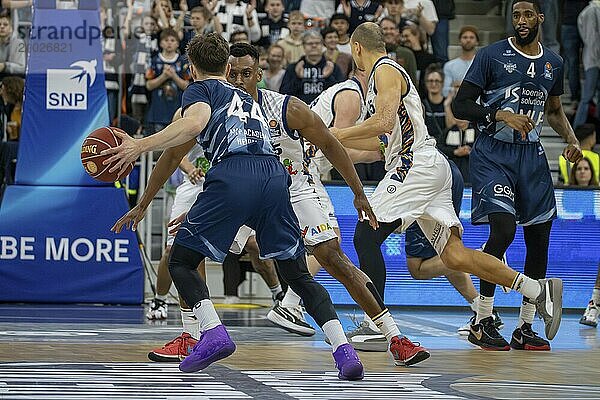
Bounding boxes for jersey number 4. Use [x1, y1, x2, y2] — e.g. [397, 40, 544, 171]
[527, 62, 535, 78]
[227, 92, 267, 125]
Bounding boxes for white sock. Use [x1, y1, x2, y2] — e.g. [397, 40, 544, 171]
[518, 300, 536, 328]
[475, 295, 494, 324]
[592, 287, 600, 305]
[322, 319, 348, 352]
[281, 288, 302, 308]
[192, 299, 221, 331]
[156, 294, 167, 302]
[181, 308, 200, 339]
[372, 310, 401, 341]
[363, 313, 380, 331]
[270, 284, 283, 300]
[511, 273, 541, 299]
[469, 294, 479, 313]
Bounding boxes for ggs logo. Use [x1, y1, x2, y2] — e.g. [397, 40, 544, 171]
[46, 59, 97, 110]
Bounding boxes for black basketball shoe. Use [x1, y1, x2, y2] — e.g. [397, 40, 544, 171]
[468, 316, 510, 351]
[510, 323, 550, 351]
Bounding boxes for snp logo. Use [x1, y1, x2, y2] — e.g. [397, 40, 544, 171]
[46, 60, 97, 110]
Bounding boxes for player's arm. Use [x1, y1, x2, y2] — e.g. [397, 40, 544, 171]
[334, 64, 404, 144]
[102, 102, 210, 177]
[452, 80, 534, 139]
[286, 97, 378, 228]
[545, 95, 583, 163]
[112, 109, 197, 233]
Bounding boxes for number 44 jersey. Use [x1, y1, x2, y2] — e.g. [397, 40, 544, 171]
[463, 38, 564, 144]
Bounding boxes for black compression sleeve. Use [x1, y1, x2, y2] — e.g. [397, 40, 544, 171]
[451, 80, 497, 124]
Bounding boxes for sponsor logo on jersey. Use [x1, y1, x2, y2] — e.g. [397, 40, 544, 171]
[504, 62, 517, 74]
[268, 119, 281, 137]
[283, 158, 298, 175]
[543, 62, 553, 80]
[502, 49, 515, 57]
[301, 223, 333, 238]
[493, 184, 515, 201]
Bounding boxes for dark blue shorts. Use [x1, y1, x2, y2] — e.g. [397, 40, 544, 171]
[405, 159, 464, 260]
[470, 134, 556, 226]
[174, 155, 304, 262]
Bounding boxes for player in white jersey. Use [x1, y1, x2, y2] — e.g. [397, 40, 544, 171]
[333, 22, 565, 347]
[223, 42, 432, 366]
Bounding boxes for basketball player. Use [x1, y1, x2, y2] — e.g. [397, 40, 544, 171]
[105, 33, 366, 380]
[307, 73, 502, 350]
[332, 22, 565, 351]
[115, 110, 286, 362]
[222, 43, 430, 366]
[451, 0, 582, 350]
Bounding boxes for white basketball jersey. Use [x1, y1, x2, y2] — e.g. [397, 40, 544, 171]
[259, 89, 315, 202]
[307, 78, 367, 179]
[366, 57, 435, 173]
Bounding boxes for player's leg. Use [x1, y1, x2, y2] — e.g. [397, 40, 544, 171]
[581, 265, 600, 327]
[147, 245, 172, 320]
[509, 221, 553, 350]
[439, 228, 563, 343]
[148, 259, 206, 362]
[254, 161, 363, 380]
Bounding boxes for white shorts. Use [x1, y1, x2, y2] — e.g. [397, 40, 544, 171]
[371, 147, 462, 255]
[229, 196, 338, 255]
[312, 177, 338, 229]
[166, 178, 203, 246]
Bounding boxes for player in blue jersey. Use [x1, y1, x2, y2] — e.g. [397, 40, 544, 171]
[452, 0, 583, 350]
[102, 33, 373, 380]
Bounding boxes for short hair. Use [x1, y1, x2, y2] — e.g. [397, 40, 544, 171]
[1, 76, 24, 104]
[230, 30, 249, 43]
[302, 30, 322, 44]
[330, 13, 350, 24]
[459, 25, 479, 41]
[190, 6, 213, 20]
[264, 0, 283, 6]
[321, 26, 338, 38]
[0, 11, 11, 21]
[230, 42, 260, 63]
[351, 22, 386, 53]
[288, 10, 304, 22]
[159, 28, 180, 43]
[424, 63, 444, 81]
[268, 43, 285, 55]
[402, 23, 426, 47]
[575, 123, 597, 143]
[512, 0, 541, 13]
[380, 16, 399, 28]
[186, 32, 230, 75]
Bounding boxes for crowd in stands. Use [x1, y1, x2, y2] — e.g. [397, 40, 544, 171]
[0, 0, 599, 188]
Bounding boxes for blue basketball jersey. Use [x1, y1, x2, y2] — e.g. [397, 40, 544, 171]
[463, 38, 564, 143]
[181, 79, 275, 165]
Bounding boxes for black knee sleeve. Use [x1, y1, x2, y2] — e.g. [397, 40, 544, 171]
[353, 219, 400, 300]
[480, 213, 517, 297]
[277, 254, 337, 327]
[523, 221, 552, 281]
[168, 243, 209, 308]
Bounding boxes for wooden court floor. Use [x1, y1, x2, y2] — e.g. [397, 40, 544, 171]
[0, 304, 599, 399]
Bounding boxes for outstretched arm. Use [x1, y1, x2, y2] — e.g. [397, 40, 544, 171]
[335, 65, 404, 144]
[545, 95, 582, 163]
[285, 97, 378, 228]
[102, 102, 210, 177]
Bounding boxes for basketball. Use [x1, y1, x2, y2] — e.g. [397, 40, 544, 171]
[80, 126, 134, 182]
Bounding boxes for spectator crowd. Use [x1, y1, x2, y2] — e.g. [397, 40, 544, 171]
[0, 0, 599, 188]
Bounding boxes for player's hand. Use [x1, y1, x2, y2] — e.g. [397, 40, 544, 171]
[168, 212, 188, 235]
[188, 167, 204, 185]
[496, 110, 535, 140]
[563, 142, 583, 163]
[354, 192, 379, 230]
[101, 130, 143, 179]
[112, 204, 146, 233]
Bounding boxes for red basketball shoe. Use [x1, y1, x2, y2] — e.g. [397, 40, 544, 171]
[148, 332, 198, 362]
[390, 336, 430, 366]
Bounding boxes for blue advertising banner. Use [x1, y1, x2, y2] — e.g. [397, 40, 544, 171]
[318, 186, 600, 309]
[16, 1, 109, 186]
[0, 1, 143, 304]
[0, 186, 143, 303]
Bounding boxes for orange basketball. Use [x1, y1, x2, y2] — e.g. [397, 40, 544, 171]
[81, 126, 134, 182]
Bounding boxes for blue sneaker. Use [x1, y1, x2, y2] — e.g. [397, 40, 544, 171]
[179, 325, 236, 373]
[332, 343, 364, 380]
